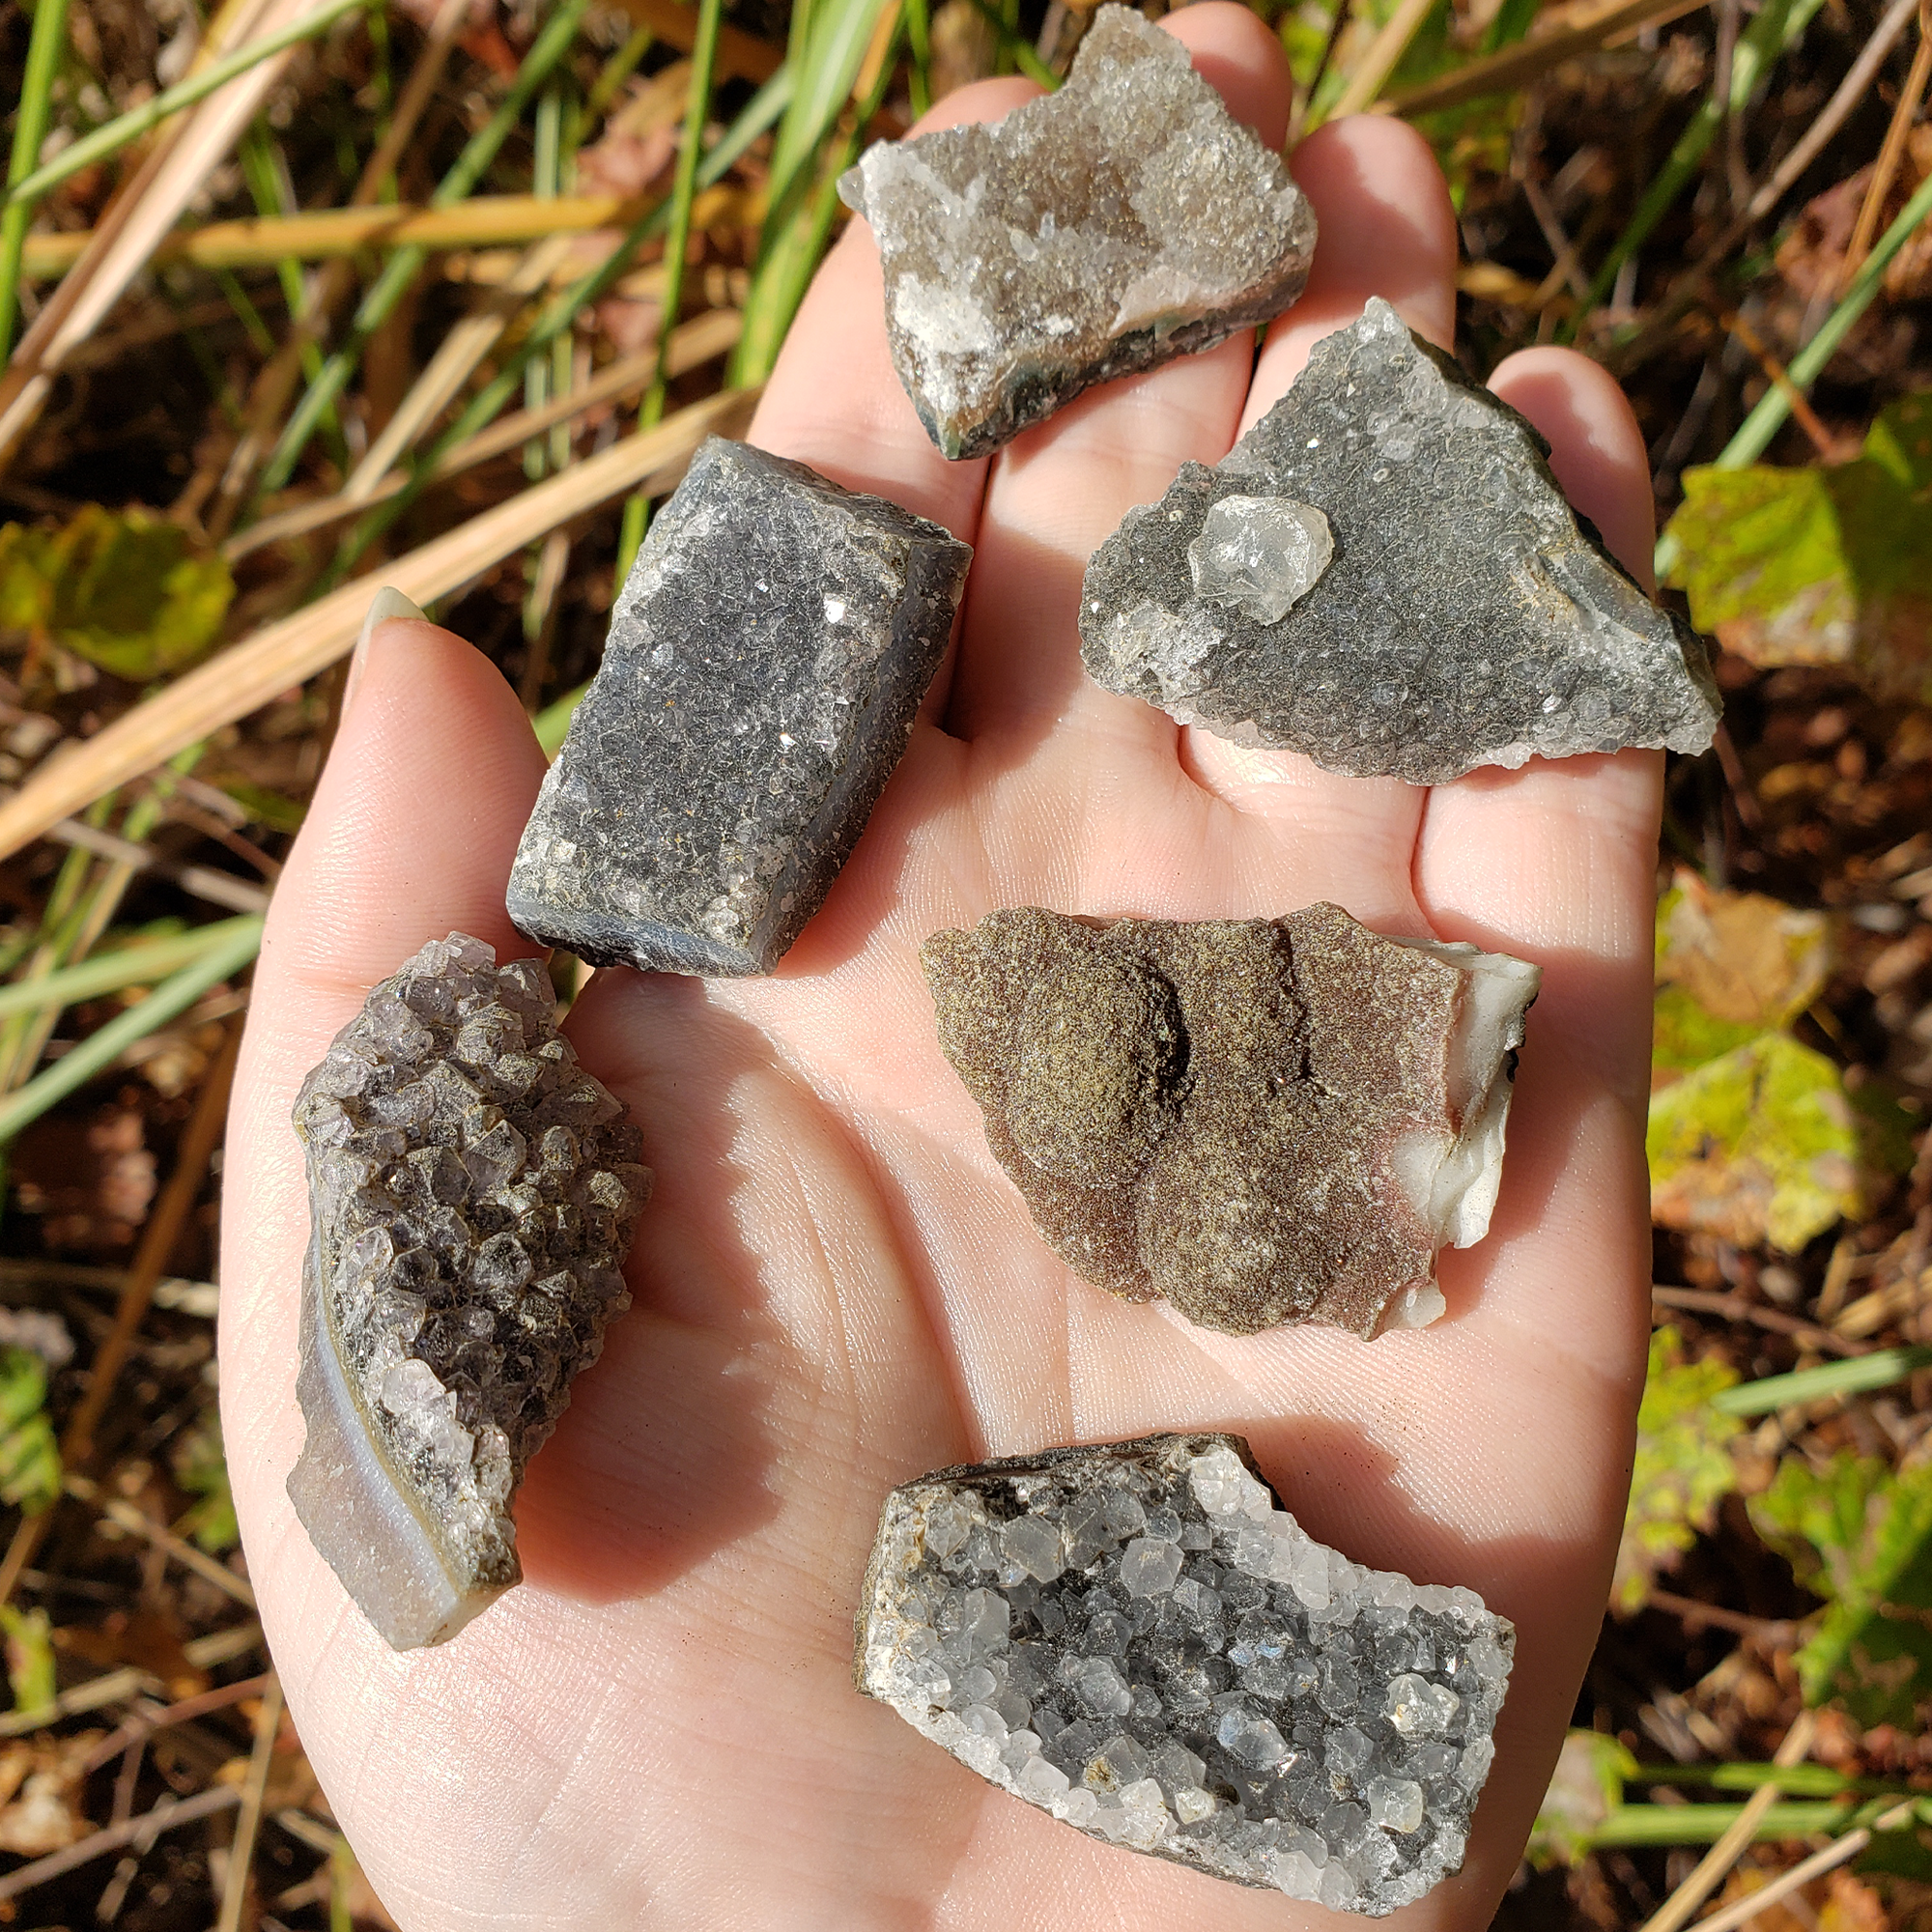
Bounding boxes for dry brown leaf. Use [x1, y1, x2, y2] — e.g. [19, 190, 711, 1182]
[1655, 867, 1833, 1031]
[1779, 127, 1932, 304]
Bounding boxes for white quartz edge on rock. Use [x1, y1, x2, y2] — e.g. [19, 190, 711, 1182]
[1380, 939, 1541, 1332]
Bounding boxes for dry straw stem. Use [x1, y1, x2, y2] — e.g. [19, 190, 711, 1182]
[63, 1470, 258, 1608]
[0, 1786, 241, 1902]
[1388, 0, 1710, 115]
[1839, 0, 1932, 288]
[225, 306, 744, 556]
[0, 0, 336, 474]
[1329, 0, 1440, 117]
[13, 192, 745, 279]
[609, 0, 784, 81]
[0, 388, 758, 862]
[1686, 1799, 1918, 1932]
[1639, 1709, 1818, 1932]
[214, 1673, 284, 1932]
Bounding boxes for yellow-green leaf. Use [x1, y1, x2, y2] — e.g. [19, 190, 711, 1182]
[0, 1604, 55, 1715]
[1647, 1035, 1862, 1251]
[1614, 1327, 1744, 1613]
[171, 1408, 238, 1555]
[1662, 392, 1932, 702]
[0, 505, 234, 681]
[0, 1348, 59, 1519]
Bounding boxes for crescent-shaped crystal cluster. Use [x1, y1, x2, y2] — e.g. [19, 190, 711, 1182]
[839, 5, 1317, 459]
[289, 932, 649, 1650]
[923, 904, 1540, 1336]
[856, 1434, 1514, 1915]
[1081, 298, 1722, 781]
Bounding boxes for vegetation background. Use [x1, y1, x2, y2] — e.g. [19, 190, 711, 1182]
[0, 0, 1924, 1922]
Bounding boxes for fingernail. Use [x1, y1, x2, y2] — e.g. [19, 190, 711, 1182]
[343, 585, 425, 717]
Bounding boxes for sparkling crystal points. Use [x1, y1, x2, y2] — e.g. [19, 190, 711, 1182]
[1081, 297, 1721, 781]
[922, 903, 1541, 1337]
[855, 1434, 1515, 1914]
[507, 437, 972, 976]
[839, 6, 1316, 460]
[289, 932, 649, 1650]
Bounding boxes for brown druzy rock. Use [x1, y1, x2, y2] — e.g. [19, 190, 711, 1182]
[923, 907, 1540, 1337]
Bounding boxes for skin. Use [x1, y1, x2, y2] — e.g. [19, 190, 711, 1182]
[220, 11, 1659, 1926]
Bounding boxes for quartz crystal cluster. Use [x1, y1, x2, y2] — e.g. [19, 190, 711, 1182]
[1082, 298, 1722, 782]
[856, 1434, 1513, 1914]
[923, 903, 1540, 1336]
[507, 437, 972, 976]
[289, 932, 650, 1650]
[840, 6, 1316, 459]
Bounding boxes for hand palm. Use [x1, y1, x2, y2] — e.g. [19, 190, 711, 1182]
[224, 14, 1660, 1924]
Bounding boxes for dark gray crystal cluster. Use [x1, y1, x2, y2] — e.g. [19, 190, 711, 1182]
[1082, 298, 1721, 782]
[289, 932, 649, 1650]
[856, 1434, 1513, 1914]
[840, 5, 1316, 460]
[923, 904, 1540, 1337]
[507, 438, 971, 976]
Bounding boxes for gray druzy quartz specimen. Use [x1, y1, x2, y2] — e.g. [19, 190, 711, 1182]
[507, 438, 971, 976]
[856, 1434, 1514, 1915]
[838, 6, 1316, 460]
[1082, 298, 1722, 782]
[923, 904, 1540, 1337]
[289, 933, 649, 1650]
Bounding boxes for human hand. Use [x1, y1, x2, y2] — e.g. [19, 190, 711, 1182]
[221, 11, 1659, 1923]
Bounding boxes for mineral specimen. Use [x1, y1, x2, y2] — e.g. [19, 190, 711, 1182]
[838, 5, 1317, 460]
[289, 932, 649, 1650]
[506, 437, 972, 977]
[856, 1433, 1514, 1914]
[1081, 298, 1722, 782]
[923, 903, 1540, 1336]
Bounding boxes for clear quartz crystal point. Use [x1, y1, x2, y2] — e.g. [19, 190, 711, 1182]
[1187, 497, 1333, 625]
[856, 1434, 1515, 1915]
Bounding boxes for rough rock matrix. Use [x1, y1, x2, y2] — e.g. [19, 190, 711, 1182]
[856, 1434, 1514, 1914]
[507, 437, 972, 976]
[289, 933, 649, 1650]
[839, 6, 1316, 460]
[923, 904, 1540, 1336]
[1081, 298, 1721, 782]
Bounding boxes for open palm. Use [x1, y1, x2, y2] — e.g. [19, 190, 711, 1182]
[223, 12, 1662, 1924]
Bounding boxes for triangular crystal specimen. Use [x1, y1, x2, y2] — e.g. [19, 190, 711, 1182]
[839, 6, 1316, 460]
[289, 933, 649, 1649]
[856, 1434, 1514, 1915]
[1081, 298, 1721, 781]
[923, 904, 1539, 1338]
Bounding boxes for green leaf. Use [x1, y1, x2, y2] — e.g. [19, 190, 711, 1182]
[0, 506, 234, 681]
[171, 1408, 238, 1555]
[1662, 393, 1932, 703]
[0, 1603, 54, 1714]
[1528, 1730, 1637, 1866]
[0, 1347, 59, 1517]
[1750, 1453, 1932, 1725]
[1614, 1327, 1744, 1612]
[1647, 1034, 1862, 1252]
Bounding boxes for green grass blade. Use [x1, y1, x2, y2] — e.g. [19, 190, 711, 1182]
[1587, 1797, 1912, 1846]
[573, 25, 655, 149]
[533, 681, 588, 756]
[0, 918, 262, 1022]
[1711, 1346, 1932, 1417]
[258, 0, 593, 497]
[903, 0, 932, 116]
[616, 0, 726, 579]
[761, 0, 892, 241]
[1563, 0, 1822, 337]
[962, 0, 1058, 88]
[0, 918, 262, 1144]
[2, 0, 367, 212]
[327, 68, 793, 577]
[0, 0, 73, 357]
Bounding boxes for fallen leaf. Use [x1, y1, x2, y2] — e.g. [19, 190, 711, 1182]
[1614, 1326, 1744, 1612]
[0, 504, 234, 682]
[1778, 126, 1932, 305]
[0, 1732, 99, 1855]
[1662, 393, 1932, 701]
